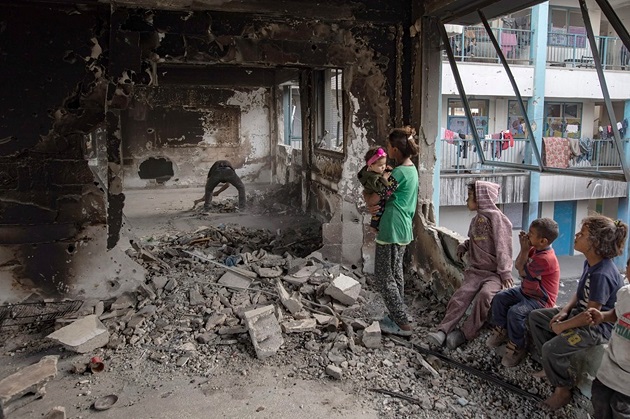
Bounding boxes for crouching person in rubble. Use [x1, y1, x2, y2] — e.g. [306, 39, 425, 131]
[193, 160, 246, 211]
[528, 216, 628, 411]
[427, 181, 514, 350]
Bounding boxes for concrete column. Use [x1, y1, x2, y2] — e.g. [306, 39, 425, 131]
[523, 3, 549, 230]
[616, 100, 630, 267]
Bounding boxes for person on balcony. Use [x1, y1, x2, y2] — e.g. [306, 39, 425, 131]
[465, 31, 477, 57]
[427, 181, 514, 349]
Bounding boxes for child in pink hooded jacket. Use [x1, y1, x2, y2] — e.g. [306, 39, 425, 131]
[428, 181, 514, 349]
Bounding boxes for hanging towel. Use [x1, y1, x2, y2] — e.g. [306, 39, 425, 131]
[542, 137, 571, 168]
[444, 129, 456, 144]
[500, 32, 518, 57]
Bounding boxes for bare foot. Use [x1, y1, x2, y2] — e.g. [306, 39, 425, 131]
[532, 369, 547, 379]
[540, 387, 572, 411]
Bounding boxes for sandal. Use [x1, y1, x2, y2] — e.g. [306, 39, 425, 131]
[379, 315, 413, 337]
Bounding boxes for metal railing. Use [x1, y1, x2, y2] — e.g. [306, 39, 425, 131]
[441, 138, 528, 174]
[447, 26, 629, 70]
[440, 138, 627, 174]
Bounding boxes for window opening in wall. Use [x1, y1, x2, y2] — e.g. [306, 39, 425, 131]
[544, 102, 582, 138]
[549, 8, 586, 47]
[315, 69, 344, 153]
[138, 157, 174, 184]
[447, 98, 489, 138]
[283, 82, 302, 149]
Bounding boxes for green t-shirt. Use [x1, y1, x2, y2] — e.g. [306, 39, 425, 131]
[376, 164, 418, 245]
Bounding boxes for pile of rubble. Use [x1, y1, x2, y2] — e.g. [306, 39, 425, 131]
[0, 222, 591, 418]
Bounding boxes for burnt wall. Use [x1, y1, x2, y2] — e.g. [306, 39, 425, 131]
[121, 84, 271, 187]
[0, 3, 108, 229]
[109, 5, 408, 172]
[0, 2, 113, 298]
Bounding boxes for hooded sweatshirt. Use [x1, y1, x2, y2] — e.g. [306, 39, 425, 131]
[458, 181, 513, 284]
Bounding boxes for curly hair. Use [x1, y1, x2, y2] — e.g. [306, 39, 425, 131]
[581, 215, 628, 259]
[531, 218, 559, 244]
[388, 127, 419, 159]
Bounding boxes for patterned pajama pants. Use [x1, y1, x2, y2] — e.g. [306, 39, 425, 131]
[374, 243, 409, 326]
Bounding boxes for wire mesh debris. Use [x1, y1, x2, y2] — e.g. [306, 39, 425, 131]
[0, 300, 83, 328]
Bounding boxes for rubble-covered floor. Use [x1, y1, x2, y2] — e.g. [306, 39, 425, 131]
[0, 186, 591, 418]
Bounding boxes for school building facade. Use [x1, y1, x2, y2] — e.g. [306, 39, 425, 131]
[436, 0, 630, 261]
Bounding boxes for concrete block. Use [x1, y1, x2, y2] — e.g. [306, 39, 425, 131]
[137, 283, 157, 301]
[313, 314, 332, 325]
[434, 225, 466, 265]
[47, 315, 110, 353]
[341, 244, 362, 267]
[361, 226, 377, 274]
[110, 293, 136, 310]
[281, 319, 317, 333]
[43, 406, 66, 419]
[362, 321, 382, 348]
[283, 263, 321, 286]
[189, 288, 205, 306]
[276, 281, 303, 315]
[218, 271, 252, 290]
[218, 326, 247, 335]
[318, 244, 342, 264]
[324, 274, 361, 305]
[325, 364, 342, 380]
[322, 222, 343, 245]
[342, 200, 362, 223]
[286, 258, 307, 275]
[342, 221, 363, 245]
[255, 267, 283, 278]
[151, 276, 168, 290]
[243, 305, 283, 359]
[281, 275, 309, 286]
[164, 278, 178, 292]
[0, 355, 58, 417]
[205, 313, 227, 330]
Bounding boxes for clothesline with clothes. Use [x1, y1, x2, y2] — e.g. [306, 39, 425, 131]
[441, 128, 516, 159]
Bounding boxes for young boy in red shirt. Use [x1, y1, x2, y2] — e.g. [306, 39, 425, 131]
[486, 217, 560, 367]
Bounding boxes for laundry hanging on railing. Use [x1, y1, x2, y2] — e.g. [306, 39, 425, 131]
[488, 131, 514, 158]
[577, 137, 593, 164]
[542, 137, 571, 168]
[441, 128, 457, 144]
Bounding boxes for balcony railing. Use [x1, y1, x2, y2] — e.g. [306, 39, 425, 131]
[447, 26, 628, 70]
[440, 138, 627, 174]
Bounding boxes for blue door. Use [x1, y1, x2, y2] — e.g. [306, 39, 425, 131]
[553, 201, 576, 255]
